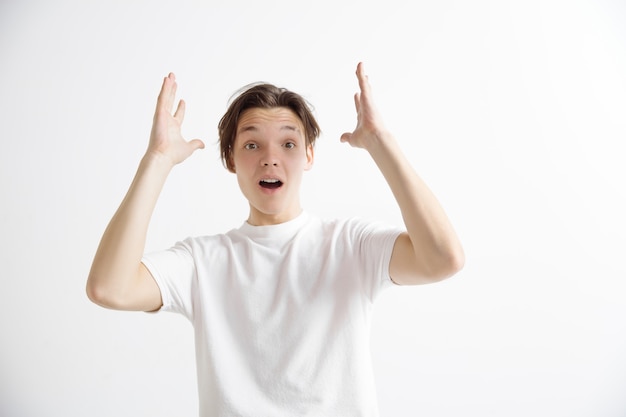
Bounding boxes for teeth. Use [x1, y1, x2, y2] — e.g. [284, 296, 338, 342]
[261, 179, 280, 183]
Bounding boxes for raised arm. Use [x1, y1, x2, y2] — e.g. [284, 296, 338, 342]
[340, 63, 464, 285]
[86, 73, 204, 311]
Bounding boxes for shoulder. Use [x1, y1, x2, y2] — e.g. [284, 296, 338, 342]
[333, 215, 402, 237]
[172, 229, 239, 254]
[304, 214, 403, 244]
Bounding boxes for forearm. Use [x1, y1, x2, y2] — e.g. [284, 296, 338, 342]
[87, 153, 172, 303]
[340, 63, 463, 282]
[367, 132, 464, 278]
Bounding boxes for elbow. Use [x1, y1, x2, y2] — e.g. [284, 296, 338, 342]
[427, 246, 465, 283]
[444, 247, 465, 278]
[441, 242, 465, 276]
[86, 275, 106, 307]
[447, 238, 465, 270]
[86, 274, 119, 309]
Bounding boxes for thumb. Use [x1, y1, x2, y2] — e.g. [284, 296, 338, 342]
[188, 138, 206, 151]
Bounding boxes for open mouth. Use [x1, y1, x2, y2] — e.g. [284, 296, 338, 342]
[259, 179, 283, 189]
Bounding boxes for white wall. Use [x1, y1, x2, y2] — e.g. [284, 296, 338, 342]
[1, 0, 625, 416]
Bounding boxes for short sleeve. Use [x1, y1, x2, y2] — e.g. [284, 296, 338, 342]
[141, 239, 196, 320]
[346, 218, 404, 301]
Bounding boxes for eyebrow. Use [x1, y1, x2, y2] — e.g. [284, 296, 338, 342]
[237, 125, 301, 134]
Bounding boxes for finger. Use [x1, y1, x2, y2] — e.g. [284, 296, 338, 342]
[155, 76, 169, 111]
[174, 99, 186, 122]
[166, 73, 178, 112]
[356, 62, 371, 96]
[188, 138, 205, 151]
[340, 132, 352, 143]
[156, 73, 176, 113]
[353, 92, 361, 115]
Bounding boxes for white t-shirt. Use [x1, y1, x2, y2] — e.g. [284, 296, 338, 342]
[141, 211, 403, 417]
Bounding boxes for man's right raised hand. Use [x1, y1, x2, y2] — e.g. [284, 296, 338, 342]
[86, 73, 205, 312]
[147, 73, 205, 167]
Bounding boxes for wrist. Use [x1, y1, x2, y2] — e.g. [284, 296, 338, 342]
[140, 151, 176, 174]
[365, 129, 397, 155]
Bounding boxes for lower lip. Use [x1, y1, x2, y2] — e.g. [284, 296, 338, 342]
[258, 184, 283, 194]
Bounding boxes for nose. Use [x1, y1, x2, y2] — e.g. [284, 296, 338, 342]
[261, 146, 279, 167]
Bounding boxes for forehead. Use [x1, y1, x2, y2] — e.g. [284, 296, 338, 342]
[237, 107, 304, 134]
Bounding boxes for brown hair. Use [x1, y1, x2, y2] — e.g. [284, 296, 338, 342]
[218, 83, 321, 172]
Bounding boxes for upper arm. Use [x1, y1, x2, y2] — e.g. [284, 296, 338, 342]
[389, 232, 462, 285]
[87, 264, 163, 312]
[134, 263, 164, 312]
[389, 232, 431, 285]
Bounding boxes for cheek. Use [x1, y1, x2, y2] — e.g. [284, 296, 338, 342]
[287, 157, 310, 174]
[232, 152, 253, 172]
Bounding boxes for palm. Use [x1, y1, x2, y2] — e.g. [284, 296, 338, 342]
[148, 73, 204, 166]
[340, 63, 387, 150]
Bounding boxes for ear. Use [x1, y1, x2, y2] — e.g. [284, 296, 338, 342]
[228, 151, 236, 173]
[304, 144, 314, 171]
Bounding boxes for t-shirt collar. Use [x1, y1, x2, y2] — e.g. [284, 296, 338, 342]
[239, 210, 310, 241]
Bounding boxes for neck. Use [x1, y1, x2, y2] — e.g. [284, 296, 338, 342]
[247, 207, 303, 226]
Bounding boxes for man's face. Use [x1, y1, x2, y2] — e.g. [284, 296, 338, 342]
[231, 107, 314, 226]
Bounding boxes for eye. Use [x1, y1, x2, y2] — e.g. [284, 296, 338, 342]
[244, 143, 258, 150]
[284, 142, 296, 149]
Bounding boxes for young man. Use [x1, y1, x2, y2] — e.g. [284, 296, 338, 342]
[87, 62, 464, 416]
